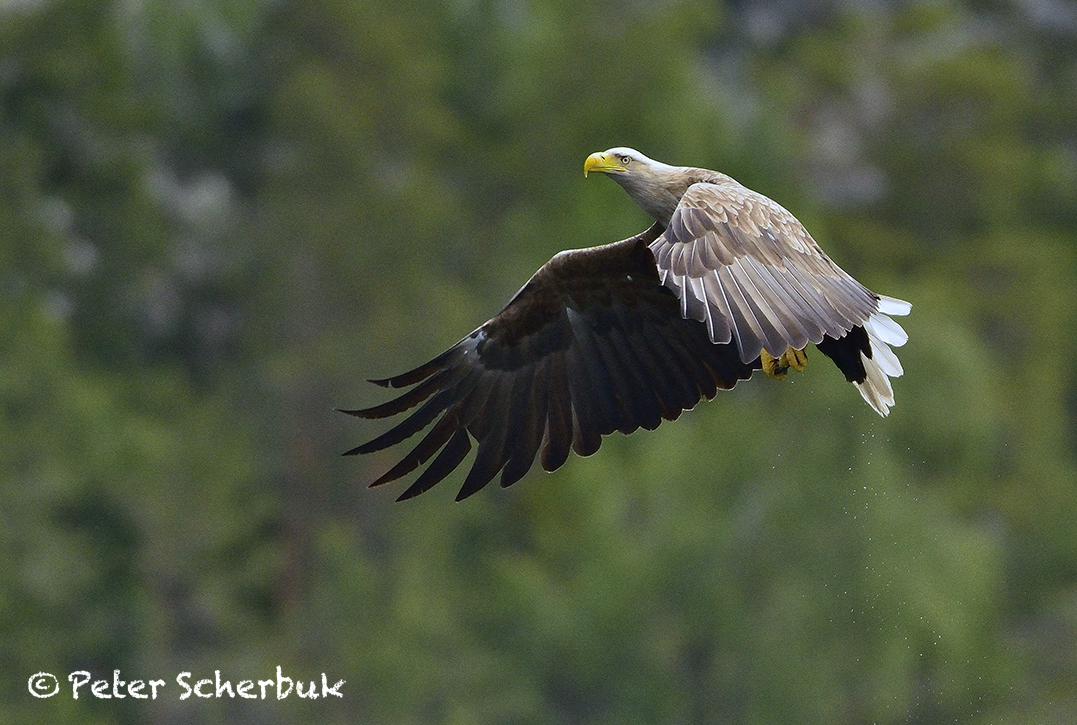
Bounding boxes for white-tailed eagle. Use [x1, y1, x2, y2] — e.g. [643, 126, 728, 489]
[342, 148, 910, 501]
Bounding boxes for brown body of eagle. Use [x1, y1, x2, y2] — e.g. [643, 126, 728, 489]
[342, 148, 910, 501]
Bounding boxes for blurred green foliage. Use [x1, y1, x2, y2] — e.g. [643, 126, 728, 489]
[2, 0, 1076, 722]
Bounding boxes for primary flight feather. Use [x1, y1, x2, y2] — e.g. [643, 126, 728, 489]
[343, 148, 910, 501]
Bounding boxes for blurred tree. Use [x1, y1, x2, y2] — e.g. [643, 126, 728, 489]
[1, 1, 280, 723]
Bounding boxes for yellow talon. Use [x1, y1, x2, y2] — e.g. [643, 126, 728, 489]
[761, 346, 807, 380]
[779, 346, 807, 372]
[761, 349, 787, 380]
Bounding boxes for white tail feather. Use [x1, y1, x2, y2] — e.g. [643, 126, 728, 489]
[854, 296, 911, 416]
[864, 314, 907, 347]
[869, 338, 904, 378]
[877, 295, 912, 316]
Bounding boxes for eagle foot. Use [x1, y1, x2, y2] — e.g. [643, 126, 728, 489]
[761, 347, 807, 380]
[780, 346, 807, 372]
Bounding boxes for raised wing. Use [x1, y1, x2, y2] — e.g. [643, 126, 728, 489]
[342, 224, 759, 501]
[649, 181, 880, 362]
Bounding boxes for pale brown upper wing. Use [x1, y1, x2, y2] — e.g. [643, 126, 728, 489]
[649, 181, 879, 362]
[341, 224, 759, 502]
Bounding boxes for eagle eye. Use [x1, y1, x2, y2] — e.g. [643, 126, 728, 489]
[619, 155, 632, 166]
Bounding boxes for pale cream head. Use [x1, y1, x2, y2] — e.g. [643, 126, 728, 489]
[584, 147, 690, 225]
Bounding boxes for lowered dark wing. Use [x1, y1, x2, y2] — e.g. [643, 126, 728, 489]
[342, 224, 760, 502]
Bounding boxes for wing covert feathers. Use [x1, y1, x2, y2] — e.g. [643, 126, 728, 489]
[651, 181, 879, 362]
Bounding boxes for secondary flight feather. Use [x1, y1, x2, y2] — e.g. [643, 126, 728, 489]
[342, 148, 910, 501]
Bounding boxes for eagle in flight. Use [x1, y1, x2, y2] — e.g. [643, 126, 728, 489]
[343, 148, 910, 501]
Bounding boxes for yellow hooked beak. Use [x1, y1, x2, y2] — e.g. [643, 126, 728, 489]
[583, 152, 626, 177]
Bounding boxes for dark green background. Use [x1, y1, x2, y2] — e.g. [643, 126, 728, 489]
[3, 0, 1076, 722]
